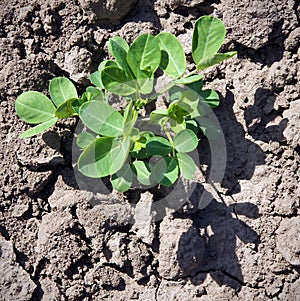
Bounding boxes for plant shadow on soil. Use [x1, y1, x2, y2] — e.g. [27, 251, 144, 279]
[175, 88, 288, 290]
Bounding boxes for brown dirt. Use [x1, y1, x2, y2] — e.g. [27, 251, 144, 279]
[0, 0, 299, 300]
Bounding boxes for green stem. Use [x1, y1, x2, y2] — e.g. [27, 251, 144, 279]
[162, 121, 175, 157]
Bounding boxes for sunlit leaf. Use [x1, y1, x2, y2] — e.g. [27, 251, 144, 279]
[79, 101, 123, 137]
[49, 77, 78, 107]
[192, 16, 226, 65]
[156, 32, 186, 78]
[196, 51, 237, 70]
[131, 160, 153, 186]
[76, 132, 95, 149]
[19, 117, 58, 138]
[176, 152, 196, 180]
[174, 129, 198, 152]
[173, 74, 203, 84]
[152, 157, 179, 186]
[127, 34, 161, 74]
[78, 137, 130, 178]
[15, 91, 56, 124]
[111, 162, 133, 192]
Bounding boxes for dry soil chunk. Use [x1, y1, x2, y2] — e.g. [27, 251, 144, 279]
[158, 215, 205, 279]
[79, 0, 139, 24]
[276, 217, 300, 266]
[0, 235, 36, 301]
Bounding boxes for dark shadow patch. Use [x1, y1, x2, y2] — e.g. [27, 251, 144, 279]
[234, 19, 284, 66]
[177, 199, 260, 290]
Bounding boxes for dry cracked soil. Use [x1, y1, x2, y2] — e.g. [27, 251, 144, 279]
[0, 0, 300, 300]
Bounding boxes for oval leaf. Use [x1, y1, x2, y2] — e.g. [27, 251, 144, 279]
[127, 34, 161, 75]
[146, 136, 172, 156]
[176, 152, 196, 180]
[131, 161, 153, 186]
[101, 66, 137, 96]
[90, 71, 104, 90]
[152, 157, 179, 186]
[196, 51, 237, 70]
[199, 89, 220, 108]
[192, 16, 226, 65]
[173, 74, 203, 84]
[156, 32, 186, 78]
[76, 132, 95, 149]
[174, 129, 198, 153]
[79, 101, 123, 137]
[15, 91, 56, 124]
[150, 109, 169, 125]
[107, 37, 132, 75]
[55, 98, 78, 118]
[111, 163, 133, 192]
[78, 137, 130, 178]
[49, 77, 78, 107]
[19, 117, 58, 138]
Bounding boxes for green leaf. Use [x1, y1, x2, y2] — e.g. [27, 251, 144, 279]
[130, 148, 151, 159]
[192, 16, 226, 65]
[176, 152, 196, 180]
[123, 101, 137, 136]
[78, 136, 130, 178]
[150, 109, 169, 125]
[101, 66, 137, 96]
[152, 157, 179, 186]
[195, 116, 221, 139]
[174, 129, 198, 152]
[19, 117, 58, 138]
[107, 37, 132, 75]
[72, 98, 86, 114]
[168, 103, 189, 123]
[169, 86, 184, 102]
[146, 136, 172, 156]
[55, 98, 78, 118]
[108, 36, 129, 54]
[199, 89, 220, 108]
[170, 119, 186, 133]
[131, 161, 153, 186]
[111, 163, 133, 192]
[98, 60, 119, 71]
[196, 51, 237, 70]
[173, 74, 203, 84]
[49, 77, 78, 107]
[90, 71, 104, 90]
[186, 119, 198, 135]
[127, 34, 161, 74]
[15, 91, 56, 124]
[155, 32, 186, 78]
[79, 101, 123, 137]
[76, 132, 95, 149]
[86, 86, 102, 95]
[186, 78, 204, 94]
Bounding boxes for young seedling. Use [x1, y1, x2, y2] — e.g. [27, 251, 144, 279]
[15, 16, 236, 192]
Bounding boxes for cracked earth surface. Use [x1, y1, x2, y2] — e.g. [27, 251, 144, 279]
[0, 0, 299, 300]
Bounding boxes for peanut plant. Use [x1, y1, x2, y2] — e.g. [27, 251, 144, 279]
[15, 16, 236, 192]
